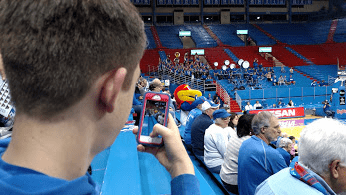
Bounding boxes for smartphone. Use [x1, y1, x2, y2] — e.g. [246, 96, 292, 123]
[137, 92, 170, 147]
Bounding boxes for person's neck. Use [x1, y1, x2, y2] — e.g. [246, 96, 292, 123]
[256, 134, 270, 144]
[2, 113, 96, 181]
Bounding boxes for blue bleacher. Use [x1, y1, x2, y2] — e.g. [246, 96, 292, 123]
[208, 24, 245, 46]
[259, 21, 331, 45]
[294, 65, 338, 82]
[334, 18, 346, 43]
[145, 26, 156, 49]
[183, 25, 218, 48]
[235, 24, 276, 46]
[156, 26, 184, 48]
[96, 129, 227, 195]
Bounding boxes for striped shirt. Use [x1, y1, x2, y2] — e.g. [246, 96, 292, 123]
[220, 135, 251, 185]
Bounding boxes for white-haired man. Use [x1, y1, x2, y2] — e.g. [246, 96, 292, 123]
[238, 111, 287, 195]
[191, 100, 219, 162]
[276, 137, 292, 166]
[256, 118, 346, 194]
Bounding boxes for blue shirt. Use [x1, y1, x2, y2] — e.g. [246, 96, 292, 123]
[191, 113, 213, 157]
[238, 136, 287, 195]
[183, 108, 202, 145]
[0, 139, 98, 195]
[276, 147, 291, 166]
[0, 138, 200, 195]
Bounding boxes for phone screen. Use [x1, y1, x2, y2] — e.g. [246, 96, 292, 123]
[138, 93, 170, 146]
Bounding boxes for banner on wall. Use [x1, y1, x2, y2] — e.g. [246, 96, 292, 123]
[249, 107, 305, 119]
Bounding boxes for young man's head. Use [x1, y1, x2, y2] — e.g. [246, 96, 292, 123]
[0, 0, 146, 119]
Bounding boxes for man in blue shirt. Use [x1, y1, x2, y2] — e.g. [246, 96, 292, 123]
[0, 1, 200, 194]
[238, 111, 287, 195]
[256, 118, 346, 195]
[276, 138, 292, 166]
[191, 100, 219, 161]
[183, 96, 206, 149]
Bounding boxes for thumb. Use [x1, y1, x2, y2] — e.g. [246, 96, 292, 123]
[150, 114, 177, 138]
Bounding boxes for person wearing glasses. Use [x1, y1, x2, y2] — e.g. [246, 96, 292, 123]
[204, 109, 235, 174]
[256, 118, 346, 195]
[238, 111, 287, 195]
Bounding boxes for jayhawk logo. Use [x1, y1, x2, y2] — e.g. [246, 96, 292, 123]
[174, 84, 202, 111]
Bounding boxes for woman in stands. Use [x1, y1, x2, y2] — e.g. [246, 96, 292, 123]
[220, 114, 255, 195]
[204, 109, 234, 174]
[228, 112, 239, 130]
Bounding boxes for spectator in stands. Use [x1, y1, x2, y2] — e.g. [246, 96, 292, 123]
[311, 80, 317, 87]
[244, 102, 253, 113]
[220, 114, 255, 195]
[272, 75, 278, 86]
[289, 75, 295, 85]
[183, 96, 207, 149]
[276, 138, 292, 166]
[323, 100, 335, 118]
[256, 118, 346, 195]
[191, 100, 219, 162]
[238, 111, 287, 195]
[0, 1, 200, 194]
[223, 100, 230, 109]
[228, 113, 239, 130]
[287, 100, 294, 107]
[214, 96, 221, 105]
[254, 101, 262, 109]
[266, 72, 272, 81]
[149, 79, 163, 92]
[281, 66, 286, 73]
[207, 93, 213, 101]
[272, 104, 277, 108]
[204, 109, 234, 174]
[289, 67, 294, 75]
[253, 58, 258, 69]
[320, 79, 327, 86]
[277, 100, 283, 108]
[278, 75, 285, 86]
[288, 136, 297, 159]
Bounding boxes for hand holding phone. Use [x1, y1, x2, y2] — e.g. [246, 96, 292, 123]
[137, 92, 170, 146]
[133, 114, 195, 179]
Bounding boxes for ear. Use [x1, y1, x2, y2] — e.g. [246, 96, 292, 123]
[99, 68, 127, 113]
[329, 160, 341, 179]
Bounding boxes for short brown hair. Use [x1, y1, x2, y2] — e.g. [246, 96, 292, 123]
[0, 0, 146, 118]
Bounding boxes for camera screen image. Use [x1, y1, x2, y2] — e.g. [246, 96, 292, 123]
[140, 100, 167, 136]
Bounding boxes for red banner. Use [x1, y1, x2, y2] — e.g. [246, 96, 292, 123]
[249, 107, 305, 119]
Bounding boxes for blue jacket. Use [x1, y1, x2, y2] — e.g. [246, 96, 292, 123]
[183, 108, 202, 145]
[276, 147, 291, 166]
[238, 136, 287, 195]
[191, 113, 213, 157]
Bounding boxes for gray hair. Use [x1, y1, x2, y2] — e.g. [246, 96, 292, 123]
[279, 138, 292, 148]
[214, 118, 223, 125]
[298, 118, 346, 175]
[252, 111, 275, 135]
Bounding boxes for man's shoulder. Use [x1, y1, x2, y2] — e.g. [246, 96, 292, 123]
[256, 168, 322, 194]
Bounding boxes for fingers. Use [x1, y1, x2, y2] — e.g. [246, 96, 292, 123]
[132, 126, 138, 135]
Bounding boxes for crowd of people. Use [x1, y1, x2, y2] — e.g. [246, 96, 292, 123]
[158, 53, 213, 81]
